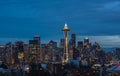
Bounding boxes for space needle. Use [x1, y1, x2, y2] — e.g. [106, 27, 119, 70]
[62, 23, 70, 64]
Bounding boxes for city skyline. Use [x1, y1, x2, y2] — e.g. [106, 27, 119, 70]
[0, 0, 120, 48]
[1, 35, 120, 49]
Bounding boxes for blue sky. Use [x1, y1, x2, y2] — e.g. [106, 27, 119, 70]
[0, 0, 120, 48]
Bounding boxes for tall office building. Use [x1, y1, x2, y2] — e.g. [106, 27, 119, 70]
[41, 44, 48, 62]
[23, 44, 29, 63]
[48, 40, 57, 48]
[84, 37, 89, 47]
[47, 40, 57, 61]
[73, 47, 79, 60]
[0, 46, 5, 61]
[60, 39, 64, 49]
[71, 33, 76, 47]
[5, 42, 14, 65]
[69, 33, 76, 59]
[34, 35, 40, 45]
[77, 41, 83, 50]
[15, 41, 24, 64]
[93, 42, 101, 51]
[29, 35, 40, 63]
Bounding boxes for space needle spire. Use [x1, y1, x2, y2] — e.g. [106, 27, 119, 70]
[62, 23, 70, 64]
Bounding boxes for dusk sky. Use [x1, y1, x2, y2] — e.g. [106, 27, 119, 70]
[0, 0, 120, 48]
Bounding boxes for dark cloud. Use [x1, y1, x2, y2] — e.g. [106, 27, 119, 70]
[0, 0, 120, 42]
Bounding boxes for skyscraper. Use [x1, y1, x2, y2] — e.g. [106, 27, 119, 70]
[62, 23, 70, 64]
[5, 42, 13, 65]
[84, 37, 89, 47]
[60, 39, 64, 49]
[0, 46, 5, 61]
[48, 40, 57, 48]
[15, 41, 24, 64]
[71, 33, 76, 47]
[73, 47, 79, 60]
[34, 35, 40, 45]
[29, 35, 40, 63]
[47, 40, 57, 61]
[77, 41, 83, 50]
[69, 33, 76, 59]
[41, 44, 48, 62]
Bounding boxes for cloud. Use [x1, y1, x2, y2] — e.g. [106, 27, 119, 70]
[97, 1, 120, 12]
[0, 3, 38, 18]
